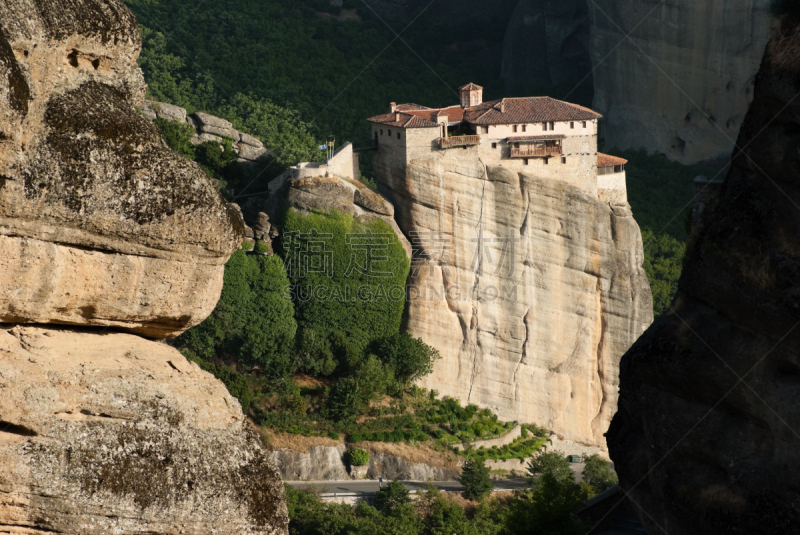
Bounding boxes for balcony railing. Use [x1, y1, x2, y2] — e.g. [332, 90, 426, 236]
[439, 135, 481, 148]
[510, 146, 562, 158]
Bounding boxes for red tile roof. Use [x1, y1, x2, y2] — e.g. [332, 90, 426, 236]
[369, 94, 601, 129]
[459, 83, 483, 91]
[506, 134, 566, 141]
[597, 153, 628, 167]
[367, 111, 439, 128]
[396, 103, 431, 111]
[407, 106, 465, 123]
[466, 97, 602, 124]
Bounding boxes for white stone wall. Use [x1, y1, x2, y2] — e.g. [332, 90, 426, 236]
[597, 171, 628, 205]
[487, 119, 597, 139]
[326, 142, 356, 180]
[372, 120, 605, 200]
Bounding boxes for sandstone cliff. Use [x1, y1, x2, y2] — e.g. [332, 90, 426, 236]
[608, 17, 800, 534]
[501, 0, 592, 93]
[0, 0, 287, 532]
[590, 0, 777, 164]
[0, 326, 287, 535]
[374, 153, 652, 448]
[0, 0, 244, 339]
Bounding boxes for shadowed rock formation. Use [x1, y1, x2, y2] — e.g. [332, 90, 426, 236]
[0, 0, 244, 339]
[608, 17, 800, 534]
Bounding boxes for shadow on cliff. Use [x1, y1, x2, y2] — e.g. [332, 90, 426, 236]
[607, 12, 800, 535]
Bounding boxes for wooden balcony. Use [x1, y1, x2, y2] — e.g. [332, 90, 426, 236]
[439, 135, 480, 148]
[510, 146, 562, 158]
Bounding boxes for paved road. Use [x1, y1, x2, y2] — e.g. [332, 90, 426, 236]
[288, 478, 531, 495]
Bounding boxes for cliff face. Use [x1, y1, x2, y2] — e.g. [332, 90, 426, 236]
[501, 0, 592, 93]
[590, 0, 777, 164]
[0, 0, 243, 339]
[374, 152, 652, 448]
[0, 1, 287, 532]
[608, 18, 800, 534]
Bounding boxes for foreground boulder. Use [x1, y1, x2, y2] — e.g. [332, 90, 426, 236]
[0, 325, 288, 534]
[608, 17, 800, 534]
[0, 0, 243, 339]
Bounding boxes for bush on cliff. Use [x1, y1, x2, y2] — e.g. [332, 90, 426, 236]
[281, 208, 410, 356]
[175, 248, 297, 378]
[370, 333, 440, 387]
[154, 117, 195, 159]
[346, 448, 370, 467]
[642, 228, 685, 316]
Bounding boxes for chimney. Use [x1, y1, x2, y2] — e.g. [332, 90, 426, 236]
[390, 102, 397, 113]
[395, 111, 400, 122]
[499, 99, 505, 113]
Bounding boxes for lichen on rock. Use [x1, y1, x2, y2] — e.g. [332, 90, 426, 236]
[0, 0, 244, 338]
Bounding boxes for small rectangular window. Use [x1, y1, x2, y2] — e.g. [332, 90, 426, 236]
[492, 143, 497, 149]
[570, 122, 574, 129]
[542, 123, 547, 131]
[397, 132, 400, 139]
[561, 156, 567, 164]
[380, 129, 383, 136]
[544, 157, 549, 165]
[388, 129, 392, 136]
[524, 158, 529, 165]
[513, 125, 518, 133]
[582, 121, 587, 128]
[550, 122, 555, 130]
[522, 125, 527, 132]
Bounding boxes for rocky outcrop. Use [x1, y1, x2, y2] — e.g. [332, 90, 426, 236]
[266, 444, 460, 482]
[0, 326, 287, 534]
[374, 152, 652, 448]
[140, 100, 274, 168]
[0, 0, 244, 339]
[589, 0, 777, 164]
[608, 18, 800, 534]
[0, 1, 286, 532]
[267, 173, 412, 257]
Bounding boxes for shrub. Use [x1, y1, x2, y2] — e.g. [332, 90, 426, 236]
[348, 433, 364, 443]
[155, 117, 195, 159]
[347, 448, 370, 466]
[327, 376, 364, 421]
[282, 209, 410, 356]
[527, 451, 574, 485]
[582, 454, 618, 493]
[175, 249, 297, 378]
[327, 431, 340, 441]
[294, 327, 337, 376]
[642, 228, 686, 316]
[370, 333, 440, 386]
[375, 480, 410, 514]
[459, 457, 493, 500]
[356, 354, 395, 399]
